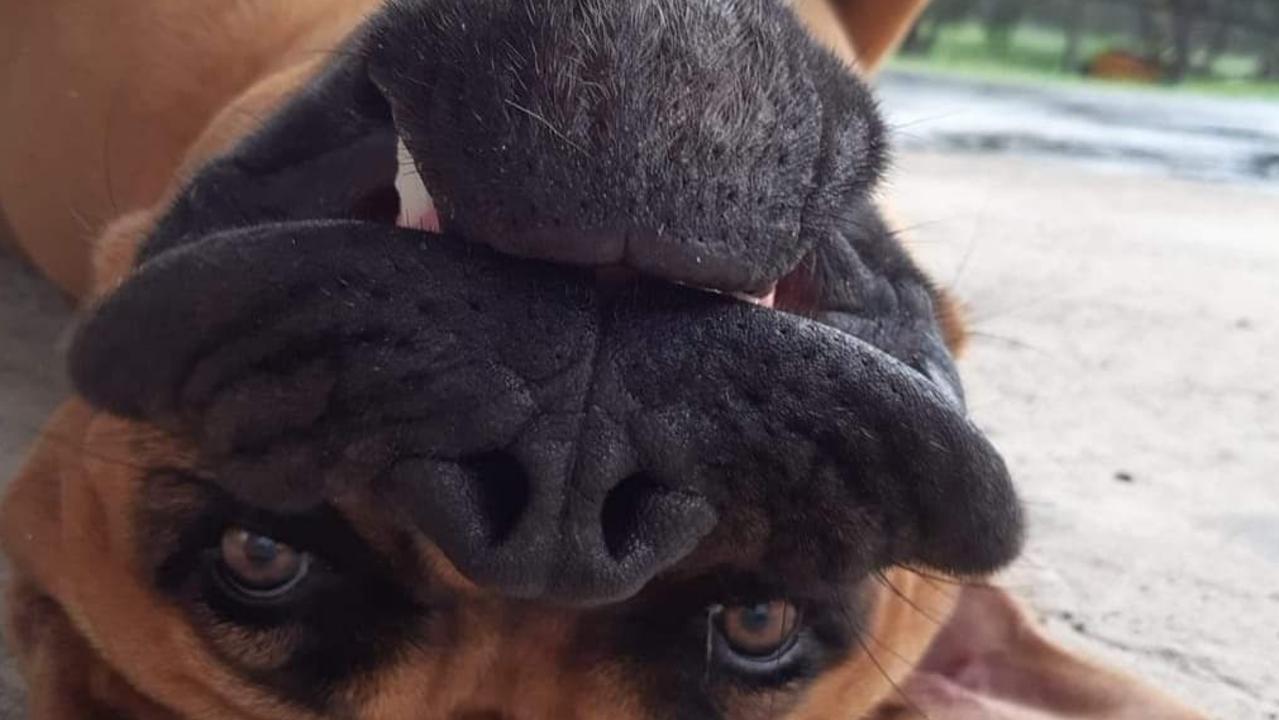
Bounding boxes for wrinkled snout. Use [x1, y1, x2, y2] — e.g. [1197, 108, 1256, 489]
[71, 0, 1022, 609]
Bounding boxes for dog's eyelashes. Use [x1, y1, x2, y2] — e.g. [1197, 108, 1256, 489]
[215, 527, 312, 601]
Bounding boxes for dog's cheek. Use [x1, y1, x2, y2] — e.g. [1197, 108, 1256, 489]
[6, 583, 176, 719]
[785, 569, 958, 720]
[90, 208, 155, 298]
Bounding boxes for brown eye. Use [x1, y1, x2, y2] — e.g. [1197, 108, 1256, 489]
[717, 600, 802, 659]
[217, 527, 310, 598]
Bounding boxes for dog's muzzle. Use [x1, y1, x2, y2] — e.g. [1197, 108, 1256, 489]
[68, 0, 1022, 605]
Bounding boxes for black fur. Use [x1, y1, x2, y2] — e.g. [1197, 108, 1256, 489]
[367, 0, 886, 294]
[77, 222, 1020, 603]
[69, 0, 1023, 701]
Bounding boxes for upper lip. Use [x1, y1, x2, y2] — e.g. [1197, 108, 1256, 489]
[70, 219, 1023, 603]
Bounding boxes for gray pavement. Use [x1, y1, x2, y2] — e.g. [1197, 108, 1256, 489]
[890, 151, 1279, 717]
[879, 69, 1279, 188]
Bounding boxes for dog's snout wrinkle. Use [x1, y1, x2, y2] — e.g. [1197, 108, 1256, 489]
[73, 223, 1021, 607]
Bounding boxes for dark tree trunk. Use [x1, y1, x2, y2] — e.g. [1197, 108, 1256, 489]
[1165, 0, 1196, 83]
[984, 0, 1026, 57]
[1258, 0, 1279, 79]
[1061, 2, 1086, 73]
[1135, 0, 1166, 61]
[901, 19, 931, 54]
[1192, 13, 1232, 75]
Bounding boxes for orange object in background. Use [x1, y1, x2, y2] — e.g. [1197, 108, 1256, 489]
[1087, 49, 1163, 83]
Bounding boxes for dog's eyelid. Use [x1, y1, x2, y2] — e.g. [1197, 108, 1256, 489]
[159, 483, 373, 573]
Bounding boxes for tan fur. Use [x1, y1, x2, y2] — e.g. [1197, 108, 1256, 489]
[793, 0, 929, 73]
[0, 1, 1204, 718]
[829, 0, 930, 73]
[2, 405, 314, 718]
[789, 570, 959, 719]
[0, 403, 957, 718]
[0, 0, 381, 298]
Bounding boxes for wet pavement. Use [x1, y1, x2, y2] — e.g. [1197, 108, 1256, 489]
[877, 69, 1279, 188]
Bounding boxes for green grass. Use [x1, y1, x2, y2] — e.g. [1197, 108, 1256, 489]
[890, 21, 1279, 99]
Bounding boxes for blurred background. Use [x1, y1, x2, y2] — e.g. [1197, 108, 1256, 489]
[886, 0, 1279, 184]
[903, 0, 1279, 93]
[872, 1, 1278, 716]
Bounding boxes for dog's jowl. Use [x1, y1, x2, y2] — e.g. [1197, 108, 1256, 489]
[0, 0, 1121, 718]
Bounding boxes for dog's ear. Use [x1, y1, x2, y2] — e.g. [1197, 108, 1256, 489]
[794, 0, 929, 73]
[870, 586, 1208, 720]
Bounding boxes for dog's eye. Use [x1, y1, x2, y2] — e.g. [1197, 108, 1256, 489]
[216, 527, 311, 599]
[717, 600, 802, 660]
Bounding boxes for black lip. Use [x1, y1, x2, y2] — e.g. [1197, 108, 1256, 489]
[72, 220, 1023, 605]
[365, 0, 888, 296]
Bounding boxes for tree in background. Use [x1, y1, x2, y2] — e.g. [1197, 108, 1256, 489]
[901, 0, 981, 54]
[1192, 0, 1236, 74]
[1165, 0, 1196, 82]
[983, 0, 1027, 56]
[1256, 0, 1279, 79]
[903, 0, 1273, 86]
[1061, 2, 1087, 71]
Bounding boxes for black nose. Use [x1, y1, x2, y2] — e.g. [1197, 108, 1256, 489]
[387, 453, 716, 605]
[73, 223, 1021, 608]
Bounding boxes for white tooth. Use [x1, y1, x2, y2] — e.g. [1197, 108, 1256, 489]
[731, 288, 777, 308]
[395, 137, 440, 232]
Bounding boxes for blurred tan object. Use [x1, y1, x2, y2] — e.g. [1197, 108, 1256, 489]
[1088, 49, 1164, 83]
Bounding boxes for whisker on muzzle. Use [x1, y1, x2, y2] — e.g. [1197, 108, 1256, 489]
[872, 570, 947, 627]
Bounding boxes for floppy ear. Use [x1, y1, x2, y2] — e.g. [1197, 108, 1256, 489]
[871, 586, 1208, 720]
[794, 0, 929, 73]
[0, 403, 174, 719]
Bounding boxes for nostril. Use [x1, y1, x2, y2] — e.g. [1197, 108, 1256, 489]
[600, 473, 663, 561]
[458, 451, 531, 547]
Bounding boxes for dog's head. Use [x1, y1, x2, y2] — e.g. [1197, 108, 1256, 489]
[2, 1, 1023, 717]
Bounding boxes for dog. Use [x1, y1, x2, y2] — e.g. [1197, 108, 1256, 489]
[0, 1, 1208, 718]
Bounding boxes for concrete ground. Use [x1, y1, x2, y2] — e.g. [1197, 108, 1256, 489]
[0, 151, 1276, 716]
[890, 152, 1279, 718]
[0, 231, 67, 716]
